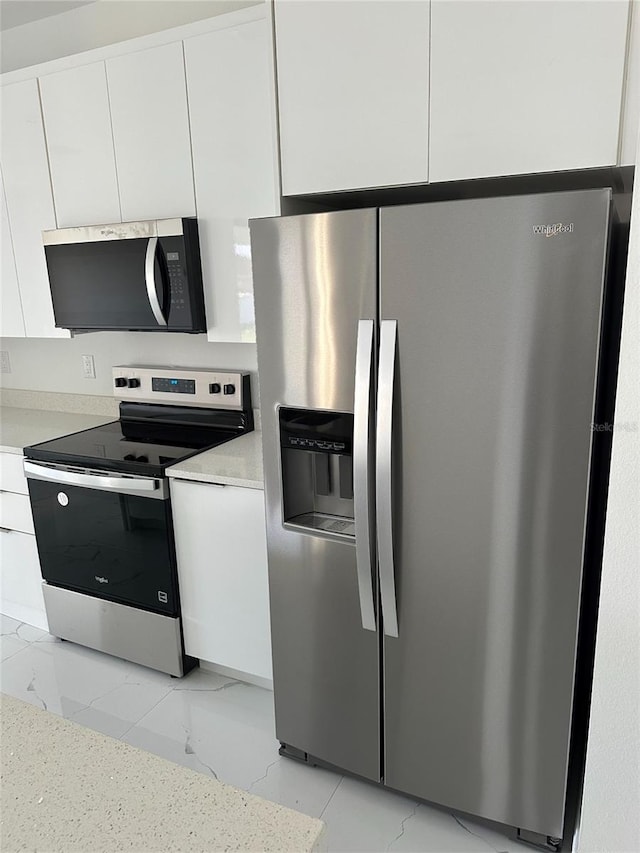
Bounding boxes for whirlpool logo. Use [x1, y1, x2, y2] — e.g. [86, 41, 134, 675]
[533, 222, 574, 237]
[95, 576, 109, 584]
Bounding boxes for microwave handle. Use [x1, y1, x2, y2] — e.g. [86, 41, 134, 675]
[145, 237, 168, 327]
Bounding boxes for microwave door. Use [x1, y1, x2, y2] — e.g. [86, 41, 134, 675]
[45, 237, 167, 331]
[145, 237, 168, 327]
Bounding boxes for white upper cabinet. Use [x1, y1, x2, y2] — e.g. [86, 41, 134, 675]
[39, 62, 121, 227]
[106, 42, 195, 221]
[0, 169, 25, 338]
[620, 0, 639, 165]
[0, 79, 68, 339]
[184, 13, 280, 342]
[429, 0, 630, 182]
[275, 0, 430, 195]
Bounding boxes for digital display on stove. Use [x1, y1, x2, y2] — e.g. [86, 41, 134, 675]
[152, 377, 196, 394]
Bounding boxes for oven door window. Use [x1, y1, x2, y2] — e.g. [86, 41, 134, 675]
[28, 480, 178, 615]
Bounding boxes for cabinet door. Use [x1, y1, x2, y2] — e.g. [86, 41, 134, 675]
[0, 530, 47, 632]
[275, 0, 430, 194]
[0, 79, 69, 339]
[620, 0, 640, 166]
[430, 0, 629, 182]
[184, 16, 280, 343]
[0, 169, 25, 338]
[106, 43, 195, 221]
[40, 61, 121, 227]
[171, 479, 272, 680]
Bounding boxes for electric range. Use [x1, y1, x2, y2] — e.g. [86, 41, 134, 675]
[23, 365, 253, 677]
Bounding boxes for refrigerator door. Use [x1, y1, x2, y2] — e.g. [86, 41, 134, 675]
[379, 190, 610, 838]
[250, 209, 380, 780]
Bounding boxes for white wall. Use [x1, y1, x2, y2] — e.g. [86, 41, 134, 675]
[0, 334, 258, 402]
[577, 138, 640, 852]
[0, 0, 261, 73]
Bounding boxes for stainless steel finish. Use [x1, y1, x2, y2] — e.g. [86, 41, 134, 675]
[380, 190, 611, 839]
[24, 461, 167, 500]
[112, 365, 248, 411]
[353, 320, 376, 631]
[376, 319, 399, 639]
[145, 236, 167, 326]
[251, 209, 380, 781]
[250, 209, 378, 413]
[42, 218, 184, 246]
[42, 584, 187, 676]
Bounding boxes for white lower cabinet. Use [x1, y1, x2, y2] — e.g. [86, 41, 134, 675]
[0, 452, 47, 631]
[0, 530, 46, 631]
[171, 479, 272, 681]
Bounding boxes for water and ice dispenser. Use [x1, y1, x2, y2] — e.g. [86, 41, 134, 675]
[279, 408, 355, 539]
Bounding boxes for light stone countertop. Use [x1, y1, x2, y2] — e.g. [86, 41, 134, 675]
[0, 404, 265, 490]
[0, 406, 114, 455]
[1, 693, 325, 853]
[167, 430, 264, 489]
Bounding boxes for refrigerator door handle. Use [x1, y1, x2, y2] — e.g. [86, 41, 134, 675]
[376, 319, 399, 638]
[353, 319, 377, 632]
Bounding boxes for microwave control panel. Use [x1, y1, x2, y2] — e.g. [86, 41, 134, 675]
[165, 251, 186, 312]
[112, 366, 249, 411]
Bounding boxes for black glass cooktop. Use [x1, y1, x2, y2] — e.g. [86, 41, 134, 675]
[24, 402, 253, 478]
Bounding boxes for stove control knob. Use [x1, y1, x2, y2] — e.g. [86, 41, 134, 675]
[127, 378, 140, 388]
[137, 455, 149, 463]
[223, 383, 236, 395]
[124, 453, 136, 461]
[114, 377, 127, 388]
[209, 383, 221, 394]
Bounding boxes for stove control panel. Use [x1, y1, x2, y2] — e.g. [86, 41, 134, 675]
[112, 366, 249, 411]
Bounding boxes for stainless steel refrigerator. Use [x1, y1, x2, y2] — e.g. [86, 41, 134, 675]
[249, 189, 617, 849]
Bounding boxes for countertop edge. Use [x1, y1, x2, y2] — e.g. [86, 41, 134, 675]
[167, 469, 264, 490]
[0, 444, 24, 456]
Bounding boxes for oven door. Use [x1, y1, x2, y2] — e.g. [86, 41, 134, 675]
[24, 461, 178, 616]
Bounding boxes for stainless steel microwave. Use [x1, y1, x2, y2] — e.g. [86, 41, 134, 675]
[43, 218, 206, 333]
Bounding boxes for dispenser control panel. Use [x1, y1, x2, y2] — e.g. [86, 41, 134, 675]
[279, 408, 353, 455]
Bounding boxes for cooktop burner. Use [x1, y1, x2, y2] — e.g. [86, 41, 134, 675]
[25, 401, 253, 478]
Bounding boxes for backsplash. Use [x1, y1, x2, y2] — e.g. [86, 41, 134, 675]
[0, 332, 259, 405]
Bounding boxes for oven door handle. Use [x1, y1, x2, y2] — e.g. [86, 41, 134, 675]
[23, 461, 160, 494]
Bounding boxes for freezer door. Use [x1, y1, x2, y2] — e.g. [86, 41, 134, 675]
[250, 209, 380, 780]
[379, 190, 610, 838]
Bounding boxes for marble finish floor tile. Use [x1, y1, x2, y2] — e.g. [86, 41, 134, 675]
[0, 615, 50, 661]
[1, 619, 533, 853]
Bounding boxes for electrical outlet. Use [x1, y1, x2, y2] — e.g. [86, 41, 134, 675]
[82, 354, 96, 379]
[0, 351, 11, 374]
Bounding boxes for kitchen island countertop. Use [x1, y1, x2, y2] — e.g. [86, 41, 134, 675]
[166, 431, 264, 489]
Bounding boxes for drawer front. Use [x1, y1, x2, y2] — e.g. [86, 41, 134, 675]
[0, 453, 28, 495]
[0, 491, 34, 534]
[0, 528, 44, 611]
